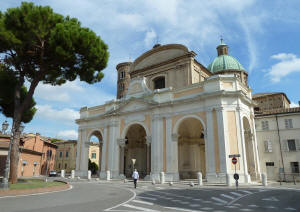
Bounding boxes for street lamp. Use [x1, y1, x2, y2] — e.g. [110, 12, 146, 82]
[0, 122, 25, 190]
[2, 121, 9, 134]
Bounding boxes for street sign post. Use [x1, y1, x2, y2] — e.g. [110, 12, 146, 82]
[231, 155, 239, 190]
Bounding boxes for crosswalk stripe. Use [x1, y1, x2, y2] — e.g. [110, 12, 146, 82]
[164, 207, 199, 212]
[138, 196, 157, 201]
[123, 203, 159, 211]
[230, 192, 243, 197]
[211, 197, 228, 204]
[220, 194, 235, 200]
[132, 199, 154, 205]
[241, 190, 252, 194]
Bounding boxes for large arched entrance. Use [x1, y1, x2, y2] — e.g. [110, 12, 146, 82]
[177, 117, 205, 179]
[88, 131, 103, 176]
[243, 117, 256, 179]
[123, 124, 149, 178]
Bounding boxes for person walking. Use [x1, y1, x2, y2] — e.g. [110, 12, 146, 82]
[132, 169, 139, 189]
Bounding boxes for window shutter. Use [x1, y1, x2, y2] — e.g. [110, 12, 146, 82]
[268, 140, 272, 152]
[285, 119, 289, 129]
[264, 140, 268, 152]
[296, 139, 300, 151]
[289, 119, 293, 128]
[281, 140, 288, 152]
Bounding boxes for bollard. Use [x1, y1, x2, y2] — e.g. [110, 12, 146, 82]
[293, 176, 296, 185]
[190, 181, 194, 187]
[88, 170, 91, 180]
[261, 173, 267, 186]
[124, 179, 128, 183]
[106, 170, 110, 181]
[152, 179, 156, 185]
[226, 174, 232, 186]
[61, 170, 65, 178]
[197, 172, 203, 186]
[160, 172, 165, 184]
[71, 170, 75, 179]
[169, 181, 173, 186]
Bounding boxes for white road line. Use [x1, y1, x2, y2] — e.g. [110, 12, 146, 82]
[240, 190, 252, 194]
[138, 196, 157, 201]
[163, 207, 198, 212]
[285, 208, 297, 211]
[220, 194, 235, 200]
[190, 204, 201, 207]
[193, 198, 202, 201]
[132, 199, 154, 205]
[180, 201, 190, 204]
[123, 203, 159, 211]
[240, 209, 253, 211]
[104, 188, 136, 211]
[230, 192, 243, 197]
[211, 197, 228, 204]
[248, 205, 258, 207]
[201, 207, 213, 210]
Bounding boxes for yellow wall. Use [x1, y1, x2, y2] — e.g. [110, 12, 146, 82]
[212, 110, 220, 173]
[227, 111, 240, 170]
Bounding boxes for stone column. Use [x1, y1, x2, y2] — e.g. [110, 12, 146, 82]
[99, 127, 108, 179]
[75, 128, 89, 177]
[144, 136, 152, 180]
[236, 107, 251, 183]
[109, 121, 120, 178]
[118, 138, 126, 179]
[251, 114, 261, 180]
[205, 109, 217, 182]
[151, 115, 163, 181]
[216, 107, 229, 182]
[98, 142, 103, 176]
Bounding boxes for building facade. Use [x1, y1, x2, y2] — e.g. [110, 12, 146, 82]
[54, 140, 77, 173]
[76, 42, 261, 183]
[255, 107, 300, 181]
[0, 133, 57, 177]
[89, 142, 100, 166]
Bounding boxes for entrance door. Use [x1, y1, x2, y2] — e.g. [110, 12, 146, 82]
[266, 162, 275, 180]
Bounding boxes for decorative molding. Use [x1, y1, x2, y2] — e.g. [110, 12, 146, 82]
[117, 138, 127, 147]
[145, 136, 152, 146]
[171, 133, 179, 142]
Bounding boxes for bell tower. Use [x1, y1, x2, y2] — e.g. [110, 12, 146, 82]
[116, 62, 132, 99]
[217, 38, 229, 56]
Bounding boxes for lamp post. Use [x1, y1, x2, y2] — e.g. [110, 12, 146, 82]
[0, 122, 25, 190]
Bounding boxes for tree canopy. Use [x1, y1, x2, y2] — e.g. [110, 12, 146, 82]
[0, 2, 109, 184]
[0, 66, 36, 123]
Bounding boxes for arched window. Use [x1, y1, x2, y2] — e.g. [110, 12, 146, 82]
[153, 76, 165, 89]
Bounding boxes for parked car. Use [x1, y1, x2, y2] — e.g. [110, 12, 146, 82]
[49, 170, 57, 177]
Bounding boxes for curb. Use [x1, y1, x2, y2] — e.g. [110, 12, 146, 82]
[0, 181, 70, 197]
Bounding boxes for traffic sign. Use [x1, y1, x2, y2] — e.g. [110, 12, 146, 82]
[234, 173, 239, 180]
[229, 154, 240, 158]
[232, 157, 237, 164]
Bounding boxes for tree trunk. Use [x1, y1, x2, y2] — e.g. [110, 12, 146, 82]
[9, 120, 21, 184]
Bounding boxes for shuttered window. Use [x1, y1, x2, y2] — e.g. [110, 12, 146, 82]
[261, 120, 269, 130]
[264, 140, 272, 152]
[285, 119, 293, 129]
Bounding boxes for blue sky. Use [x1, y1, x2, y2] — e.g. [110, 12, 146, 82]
[1, 0, 300, 140]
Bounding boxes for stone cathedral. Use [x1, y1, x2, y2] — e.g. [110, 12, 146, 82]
[75, 40, 261, 183]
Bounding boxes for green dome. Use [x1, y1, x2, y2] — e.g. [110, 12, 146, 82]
[208, 55, 245, 73]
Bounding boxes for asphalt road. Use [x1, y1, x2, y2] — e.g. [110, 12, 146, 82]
[1, 181, 299, 212]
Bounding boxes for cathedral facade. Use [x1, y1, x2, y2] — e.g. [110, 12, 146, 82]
[75, 41, 261, 183]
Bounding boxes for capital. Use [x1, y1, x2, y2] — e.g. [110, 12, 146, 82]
[171, 133, 179, 142]
[117, 138, 127, 147]
[145, 136, 152, 146]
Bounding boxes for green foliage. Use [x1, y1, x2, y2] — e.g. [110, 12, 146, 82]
[0, 66, 36, 123]
[50, 138, 62, 143]
[88, 159, 99, 175]
[0, 2, 109, 86]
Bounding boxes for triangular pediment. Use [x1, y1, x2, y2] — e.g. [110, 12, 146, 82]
[118, 99, 152, 113]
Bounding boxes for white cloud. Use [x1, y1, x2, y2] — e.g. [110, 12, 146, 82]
[290, 101, 299, 108]
[267, 53, 300, 82]
[36, 105, 79, 124]
[57, 130, 78, 140]
[144, 29, 157, 47]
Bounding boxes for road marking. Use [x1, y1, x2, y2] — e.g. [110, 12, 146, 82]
[180, 201, 190, 204]
[265, 206, 276, 209]
[201, 207, 213, 210]
[240, 190, 252, 194]
[211, 197, 228, 204]
[202, 200, 212, 203]
[220, 194, 235, 200]
[225, 205, 237, 208]
[240, 209, 253, 211]
[132, 199, 154, 205]
[262, 197, 279, 202]
[104, 188, 136, 211]
[248, 205, 258, 207]
[285, 208, 297, 211]
[164, 207, 197, 212]
[230, 192, 243, 197]
[171, 199, 181, 202]
[137, 196, 157, 201]
[190, 204, 201, 207]
[193, 198, 202, 201]
[123, 203, 159, 211]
